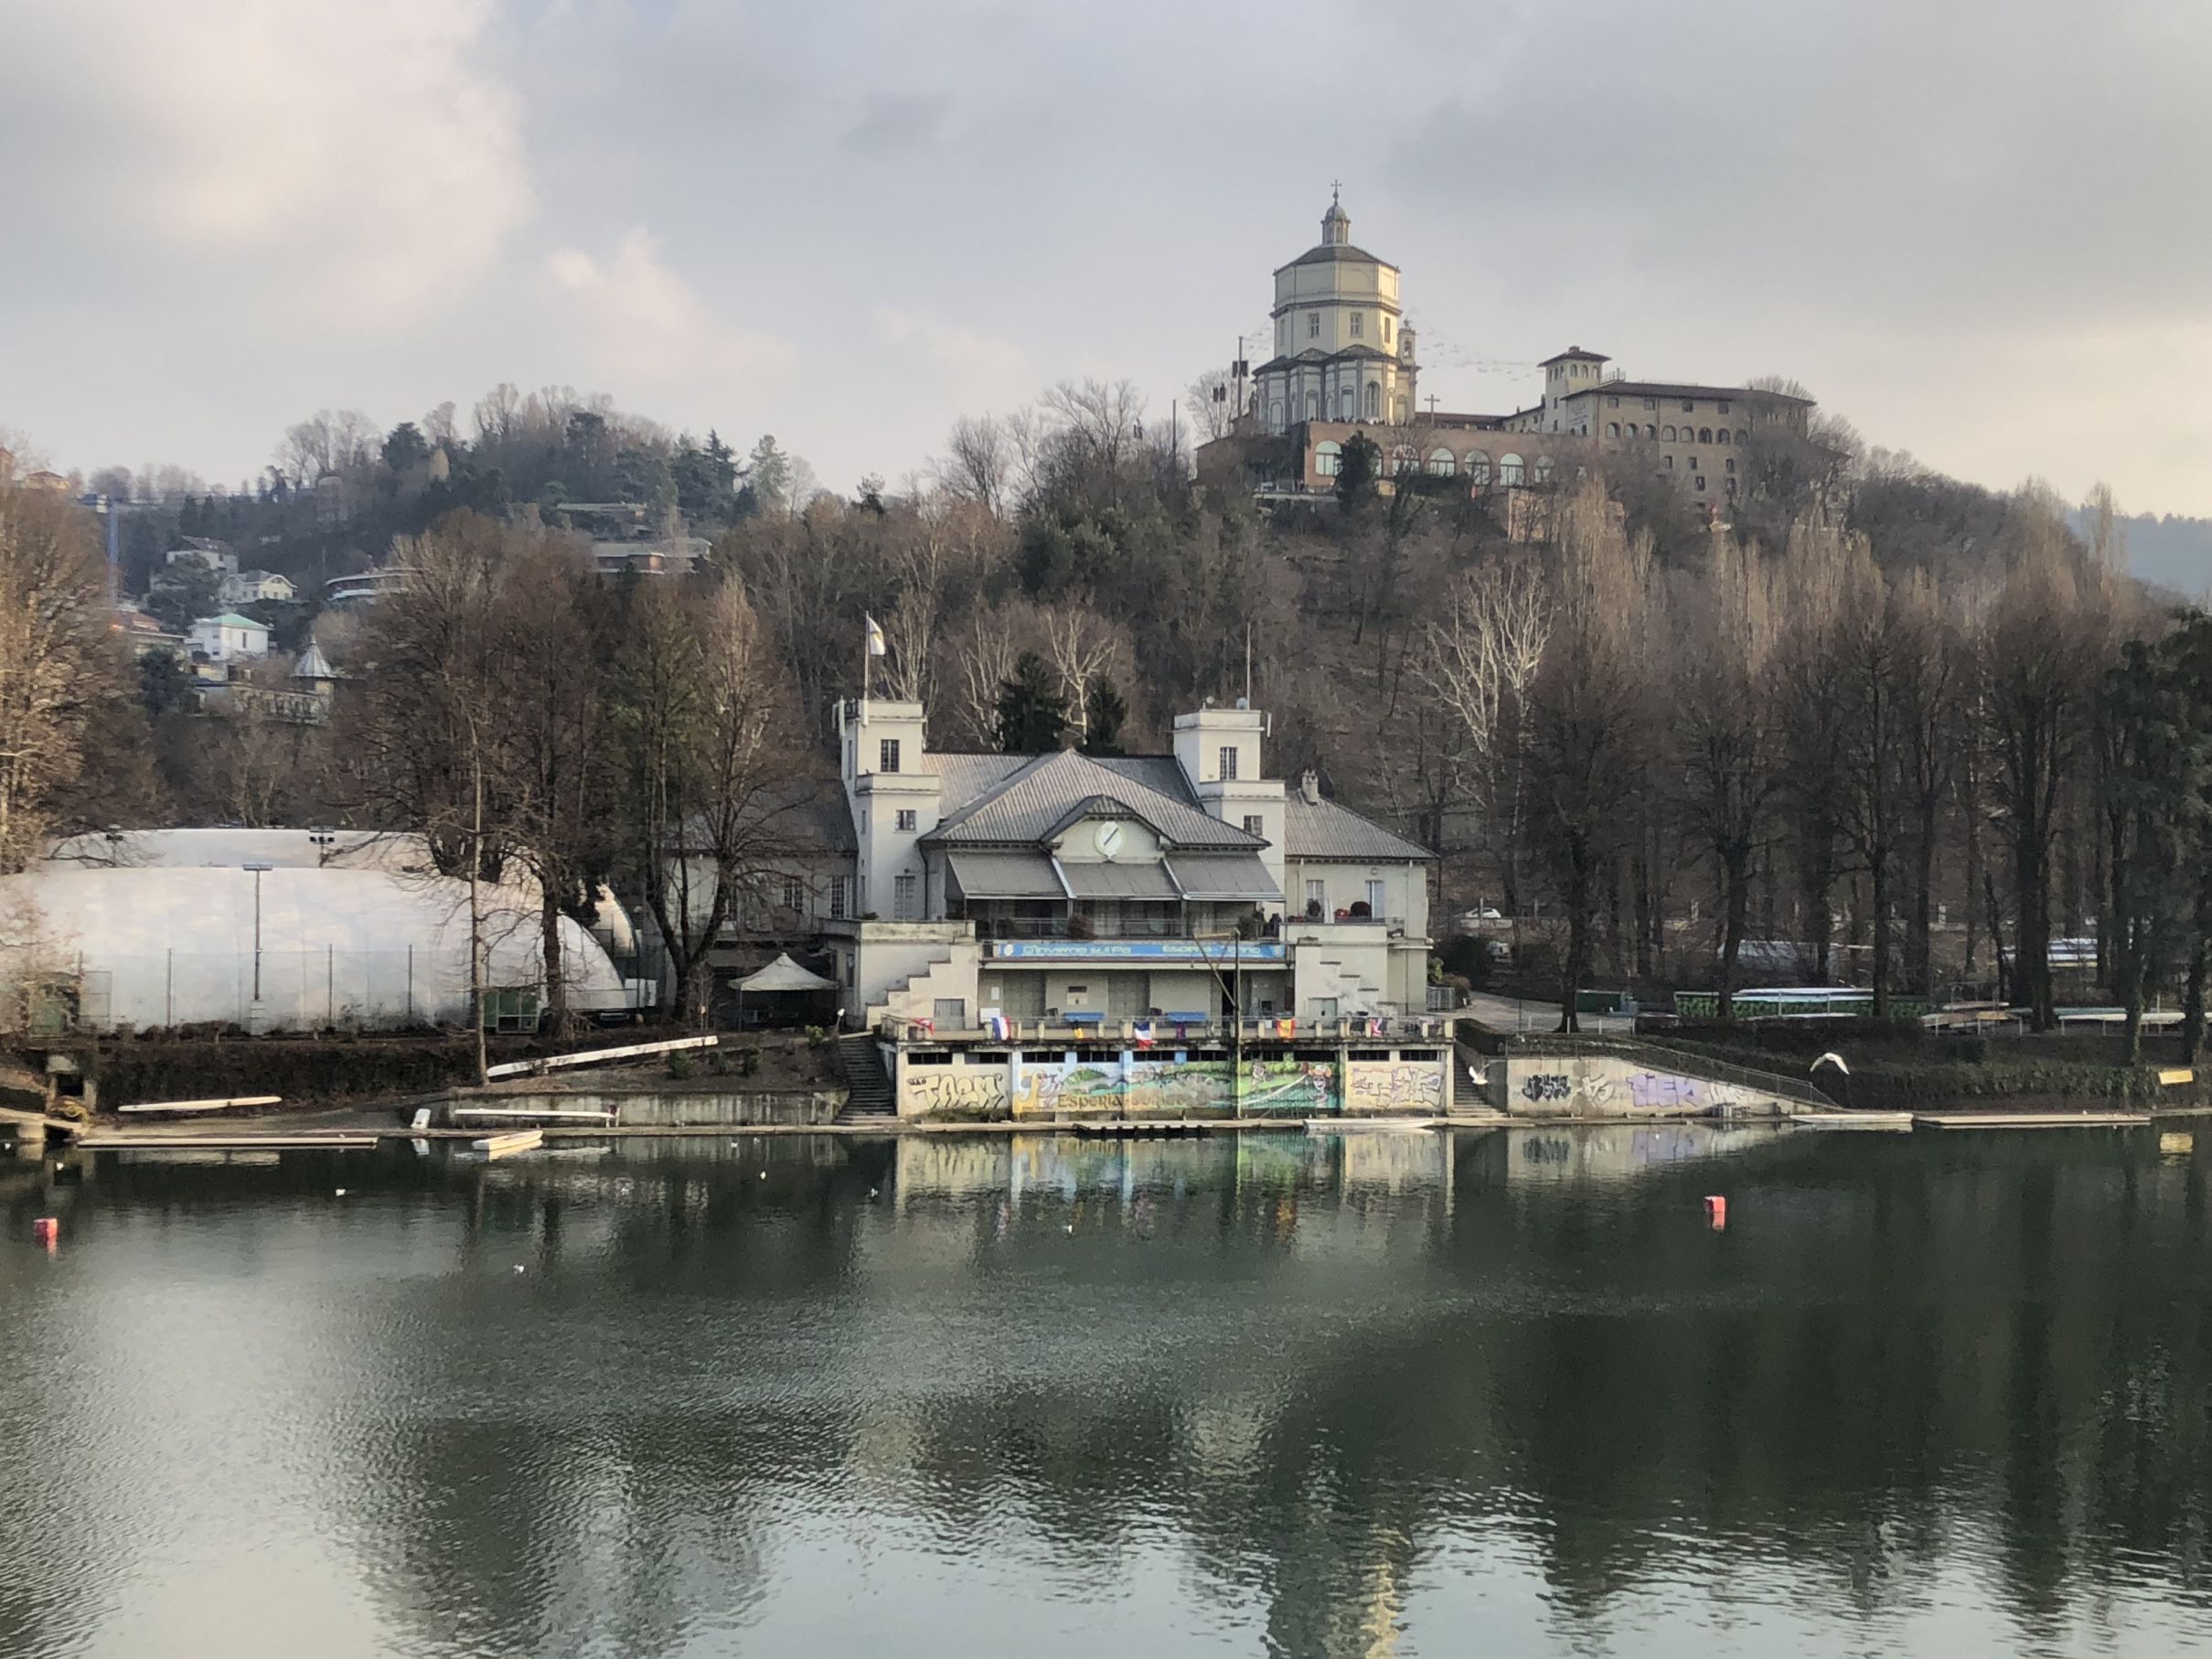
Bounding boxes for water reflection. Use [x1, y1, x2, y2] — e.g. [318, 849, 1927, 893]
[1, 1127, 2208, 1657]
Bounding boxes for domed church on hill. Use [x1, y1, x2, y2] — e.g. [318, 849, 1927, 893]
[1252, 189, 1420, 433]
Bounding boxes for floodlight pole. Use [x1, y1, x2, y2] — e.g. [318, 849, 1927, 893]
[244, 862, 274, 1001]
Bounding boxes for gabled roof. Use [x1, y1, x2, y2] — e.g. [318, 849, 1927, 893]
[197, 612, 266, 630]
[925, 749, 1263, 851]
[1283, 795, 1434, 862]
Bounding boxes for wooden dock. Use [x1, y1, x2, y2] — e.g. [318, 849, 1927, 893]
[118, 1095, 283, 1116]
[474, 1128, 545, 1159]
[1913, 1111, 2152, 1130]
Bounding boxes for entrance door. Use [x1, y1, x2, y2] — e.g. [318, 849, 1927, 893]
[1107, 973, 1149, 1017]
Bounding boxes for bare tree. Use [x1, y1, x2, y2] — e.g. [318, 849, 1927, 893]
[1523, 482, 1655, 1030]
[0, 486, 113, 872]
[1038, 603, 1127, 746]
[1185, 369, 1237, 443]
[1416, 556, 1550, 918]
[1668, 538, 1781, 1015]
[936, 414, 1015, 517]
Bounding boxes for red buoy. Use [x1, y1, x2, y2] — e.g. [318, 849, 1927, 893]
[1703, 1195, 1727, 1230]
[31, 1217, 59, 1247]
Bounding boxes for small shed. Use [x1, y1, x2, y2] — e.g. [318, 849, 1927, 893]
[732, 953, 836, 1031]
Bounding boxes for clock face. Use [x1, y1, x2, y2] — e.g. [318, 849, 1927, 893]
[1093, 820, 1125, 860]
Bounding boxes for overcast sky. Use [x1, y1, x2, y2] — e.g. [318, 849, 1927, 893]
[5, 0, 2207, 513]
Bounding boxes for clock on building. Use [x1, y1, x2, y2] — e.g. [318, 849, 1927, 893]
[1093, 820, 1125, 861]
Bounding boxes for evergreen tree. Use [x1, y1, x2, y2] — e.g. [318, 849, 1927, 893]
[1082, 678, 1127, 755]
[1335, 432, 1381, 508]
[996, 652, 1068, 753]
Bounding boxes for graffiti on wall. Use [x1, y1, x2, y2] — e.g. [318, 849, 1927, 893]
[904, 1068, 1011, 1118]
[1625, 1073, 1760, 1113]
[1346, 1062, 1445, 1115]
[1240, 1058, 1338, 1116]
[1521, 1073, 1572, 1104]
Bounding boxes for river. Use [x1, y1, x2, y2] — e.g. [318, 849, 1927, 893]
[2, 1125, 2207, 1657]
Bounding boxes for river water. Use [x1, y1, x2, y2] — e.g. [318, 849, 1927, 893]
[2, 1125, 2208, 1658]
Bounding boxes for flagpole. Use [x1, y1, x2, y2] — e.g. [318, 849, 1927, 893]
[862, 616, 871, 703]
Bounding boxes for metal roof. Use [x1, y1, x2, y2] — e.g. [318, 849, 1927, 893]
[926, 750, 1262, 851]
[946, 850, 1065, 900]
[1282, 796, 1434, 862]
[1165, 852, 1281, 902]
[1056, 859, 1180, 901]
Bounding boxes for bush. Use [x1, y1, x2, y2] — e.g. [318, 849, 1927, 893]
[666, 1052, 695, 1080]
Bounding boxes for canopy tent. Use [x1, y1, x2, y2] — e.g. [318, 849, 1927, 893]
[736, 953, 836, 993]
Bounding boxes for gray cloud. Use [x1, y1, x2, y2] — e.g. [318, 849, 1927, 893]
[2, 0, 2206, 513]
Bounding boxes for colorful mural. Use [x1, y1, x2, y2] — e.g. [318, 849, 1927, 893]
[902, 1047, 1448, 1120]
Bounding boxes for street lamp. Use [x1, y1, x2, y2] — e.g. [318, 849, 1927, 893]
[244, 862, 273, 1001]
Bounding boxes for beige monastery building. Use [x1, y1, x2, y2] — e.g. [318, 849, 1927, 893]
[1213, 196, 1814, 519]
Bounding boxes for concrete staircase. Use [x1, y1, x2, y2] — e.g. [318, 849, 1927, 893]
[833, 1033, 897, 1125]
[862, 950, 967, 1029]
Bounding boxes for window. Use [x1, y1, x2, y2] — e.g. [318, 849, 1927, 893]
[1498, 453, 1525, 485]
[1305, 392, 1320, 420]
[895, 808, 917, 832]
[1694, 476, 1707, 492]
[1608, 395, 1620, 408]
[1269, 401, 1284, 429]
[1607, 422, 1621, 439]
[829, 878, 849, 920]
[1466, 450, 1491, 485]
[1308, 311, 1320, 338]
[1688, 455, 1698, 470]
[1681, 399, 1694, 412]
[1218, 745, 1239, 781]
[1533, 455, 1555, 484]
[1663, 455, 1674, 469]
[1698, 427, 1713, 444]
[860, 809, 869, 834]
[1365, 879, 1386, 916]
[1645, 423, 1657, 438]
[1314, 439, 1341, 477]
[1338, 388, 1354, 420]
[1243, 814, 1265, 836]
[879, 739, 901, 774]
[1427, 447, 1455, 476]
[783, 876, 804, 911]
[1383, 316, 1392, 344]
[1716, 400, 1732, 414]
[1662, 425, 1675, 441]
[1364, 381, 1380, 420]
[1642, 398, 1657, 411]
[1725, 476, 1738, 496]
[1724, 457, 1736, 474]
[893, 872, 917, 919]
[1305, 879, 1326, 915]
[1715, 429, 1729, 446]
[1350, 311, 1363, 337]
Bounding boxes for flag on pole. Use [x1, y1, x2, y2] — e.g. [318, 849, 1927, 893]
[865, 615, 888, 657]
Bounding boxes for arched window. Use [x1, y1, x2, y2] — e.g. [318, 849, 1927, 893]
[1364, 381, 1380, 420]
[1304, 392, 1320, 421]
[1427, 447, 1456, 476]
[1645, 423, 1657, 438]
[1533, 455, 1555, 485]
[1662, 425, 1676, 441]
[1466, 450, 1491, 486]
[1607, 422, 1621, 439]
[1498, 453, 1525, 486]
[1314, 440, 1342, 477]
[1698, 427, 1713, 444]
[1270, 401, 1284, 430]
[1338, 389, 1354, 421]
[1736, 429, 1750, 444]
[1715, 428, 1729, 445]
[1392, 446, 1419, 476]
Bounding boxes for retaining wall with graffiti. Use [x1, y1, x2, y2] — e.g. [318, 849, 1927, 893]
[1497, 1052, 1790, 1119]
[895, 1044, 1449, 1121]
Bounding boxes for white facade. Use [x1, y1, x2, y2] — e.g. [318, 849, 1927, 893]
[221, 570, 296, 605]
[187, 612, 270, 660]
[826, 695, 1436, 1032]
[1254, 192, 1418, 433]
